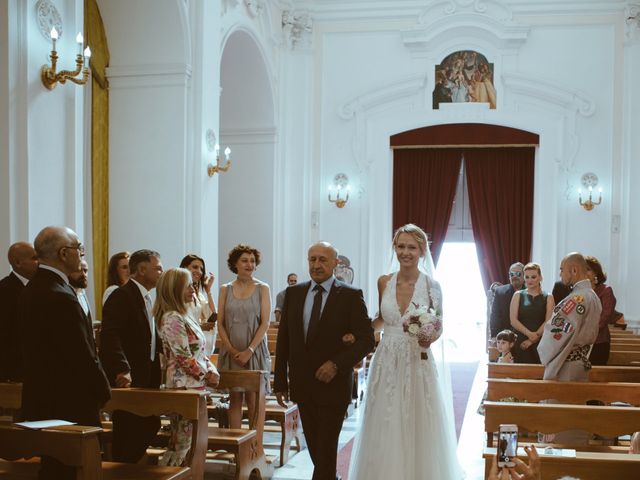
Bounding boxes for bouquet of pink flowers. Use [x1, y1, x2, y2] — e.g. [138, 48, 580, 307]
[402, 302, 442, 351]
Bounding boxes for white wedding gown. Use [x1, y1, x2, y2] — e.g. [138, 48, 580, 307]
[349, 272, 463, 479]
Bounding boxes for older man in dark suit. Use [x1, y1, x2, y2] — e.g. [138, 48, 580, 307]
[275, 242, 375, 480]
[100, 249, 163, 463]
[0, 242, 38, 381]
[489, 262, 525, 338]
[20, 226, 110, 479]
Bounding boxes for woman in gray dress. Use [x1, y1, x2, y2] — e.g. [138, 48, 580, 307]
[217, 244, 271, 428]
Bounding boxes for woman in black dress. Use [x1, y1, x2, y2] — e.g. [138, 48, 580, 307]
[509, 262, 555, 363]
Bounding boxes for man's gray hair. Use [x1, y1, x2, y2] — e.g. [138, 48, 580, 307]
[509, 262, 524, 270]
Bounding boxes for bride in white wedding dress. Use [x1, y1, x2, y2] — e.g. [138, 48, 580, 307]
[349, 224, 463, 479]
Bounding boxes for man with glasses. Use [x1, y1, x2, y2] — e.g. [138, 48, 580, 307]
[489, 262, 525, 338]
[19, 226, 110, 480]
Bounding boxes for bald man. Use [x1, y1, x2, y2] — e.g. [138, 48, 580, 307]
[275, 242, 374, 480]
[538, 253, 601, 381]
[19, 226, 110, 480]
[0, 242, 38, 381]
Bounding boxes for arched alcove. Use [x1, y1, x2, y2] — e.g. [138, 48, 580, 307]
[218, 29, 276, 286]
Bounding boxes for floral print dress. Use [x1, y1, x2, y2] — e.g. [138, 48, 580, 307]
[158, 310, 218, 466]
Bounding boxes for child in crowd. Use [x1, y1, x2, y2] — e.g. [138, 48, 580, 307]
[496, 329, 516, 363]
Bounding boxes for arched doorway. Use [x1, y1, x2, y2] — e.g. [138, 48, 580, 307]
[218, 30, 276, 286]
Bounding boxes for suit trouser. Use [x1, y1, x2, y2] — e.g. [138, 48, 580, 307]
[298, 400, 348, 480]
[112, 410, 161, 463]
[589, 341, 610, 366]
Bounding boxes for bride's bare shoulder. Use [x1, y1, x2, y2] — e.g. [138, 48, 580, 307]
[377, 273, 393, 291]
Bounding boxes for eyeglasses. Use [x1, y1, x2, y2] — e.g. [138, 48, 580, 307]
[508, 271, 522, 278]
[62, 244, 85, 255]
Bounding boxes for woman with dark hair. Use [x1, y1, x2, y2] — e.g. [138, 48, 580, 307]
[179, 254, 217, 354]
[217, 244, 271, 429]
[102, 251, 130, 305]
[585, 256, 617, 365]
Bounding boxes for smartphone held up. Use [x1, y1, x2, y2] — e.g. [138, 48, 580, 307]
[498, 424, 518, 468]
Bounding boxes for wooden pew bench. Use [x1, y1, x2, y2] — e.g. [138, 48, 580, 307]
[608, 350, 640, 365]
[482, 447, 640, 480]
[102, 388, 208, 480]
[207, 399, 304, 468]
[205, 370, 274, 480]
[483, 401, 640, 479]
[0, 425, 190, 479]
[486, 378, 640, 405]
[487, 363, 640, 382]
[0, 384, 200, 479]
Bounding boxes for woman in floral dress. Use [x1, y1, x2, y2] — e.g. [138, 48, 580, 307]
[153, 267, 219, 466]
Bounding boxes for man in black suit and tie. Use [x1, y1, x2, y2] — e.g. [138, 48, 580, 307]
[0, 242, 38, 381]
[275, 242, 375, 480]
[100, 249, 164, 463]
[489, 262, 524, 338]
[20, 226, 111, 479]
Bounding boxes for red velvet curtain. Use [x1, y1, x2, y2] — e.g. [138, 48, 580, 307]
[463, 148, 535, 289]
[393, 149, 463, 264]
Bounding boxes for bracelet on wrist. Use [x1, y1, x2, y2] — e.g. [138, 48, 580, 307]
[248, 346, 255, 354]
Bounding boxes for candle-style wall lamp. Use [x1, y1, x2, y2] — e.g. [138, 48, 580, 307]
[328, 173, 351, 208]
[578, 172, 603, 211]
[41, 27, 91, 90]
[207, 143, 232, 177]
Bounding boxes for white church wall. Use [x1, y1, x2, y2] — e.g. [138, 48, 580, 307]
[303, 5, 626, 309]
[0, 0, 88, 273]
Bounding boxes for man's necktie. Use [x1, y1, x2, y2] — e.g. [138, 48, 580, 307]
[306, 285, 324, 343]
[144, 293, 156, 360]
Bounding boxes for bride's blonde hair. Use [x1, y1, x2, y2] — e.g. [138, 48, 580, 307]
[392, 224, 429, 257]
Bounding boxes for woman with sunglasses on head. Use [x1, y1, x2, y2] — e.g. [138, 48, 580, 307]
[509, 262, 555, 363]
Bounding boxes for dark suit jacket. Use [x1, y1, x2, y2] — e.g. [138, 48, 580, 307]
[100, 280, 161, 388]
[0, 272, 26, 381]
[274, 280, 374, 407]
[489, 283, 517, 337]
[19, 268, 110, 426]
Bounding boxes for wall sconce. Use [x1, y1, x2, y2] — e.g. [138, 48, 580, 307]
[328, 173, 351, 208]
[578, 172, 602, 211]
[207, 144, 232, 177]
[41, 28, 91, 90]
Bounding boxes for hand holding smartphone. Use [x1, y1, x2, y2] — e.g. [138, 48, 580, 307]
[498, 424, 518, 468]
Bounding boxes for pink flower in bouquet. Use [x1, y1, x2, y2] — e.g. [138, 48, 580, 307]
[403, 303, 442, 348]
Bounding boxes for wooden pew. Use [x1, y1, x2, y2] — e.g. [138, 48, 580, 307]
[0, 383, 193, 480]
[483, 401, 640, 479]
[486, 378, 640, 405]
[608, 350, 640, 365]
[482, 448, 640, 480]
[484, 401, 640, 446]
[207, 370, 274, 480]
[488, 363, 640, 382]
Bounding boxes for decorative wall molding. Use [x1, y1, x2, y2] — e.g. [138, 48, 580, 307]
[625, 4, 640, 42]
[290, 0, 629, 22]
[402, 1, 530, 57]
[282, 10, 313, 49]
[338, 73, 429, 120]
[220, 126, 278, 144]
[35, 0, 62, 41]
[245, 0, 265, 18]
[501, 72, 596, 117]
[106, 63, 192, 88]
